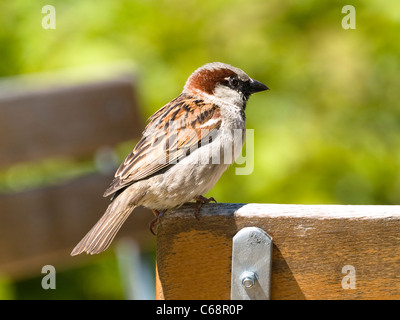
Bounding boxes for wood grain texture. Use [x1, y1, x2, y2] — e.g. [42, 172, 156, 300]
[0, 173, 154, 279]
[0, 75, 142, 168]
[156, 203, 400, 300]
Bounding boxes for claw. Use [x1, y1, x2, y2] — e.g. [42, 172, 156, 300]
[149, 210, 164, 235]
[193, 195, 217, 219]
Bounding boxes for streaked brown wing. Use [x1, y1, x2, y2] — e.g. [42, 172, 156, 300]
[103, 93, 222, 198]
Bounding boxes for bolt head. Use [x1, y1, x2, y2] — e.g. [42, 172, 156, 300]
[240, 271, 256, 289]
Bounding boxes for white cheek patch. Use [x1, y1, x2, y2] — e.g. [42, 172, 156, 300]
[213, 84, 243, 106]
[187, 85, 246, 111]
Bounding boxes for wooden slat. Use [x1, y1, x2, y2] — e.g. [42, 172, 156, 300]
[0, 71, 153, 279]
[156, 203, 400, 300]
[0, 76, 142, 168]
[0, 173, 154, 279]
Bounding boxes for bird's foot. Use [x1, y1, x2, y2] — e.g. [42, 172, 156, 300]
[193, 195, 217, 220]
[149, 210, 164, 235]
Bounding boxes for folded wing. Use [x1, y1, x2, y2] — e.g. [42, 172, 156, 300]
[103, 94, 222, 198]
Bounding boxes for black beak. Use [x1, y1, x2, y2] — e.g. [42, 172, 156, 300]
[249, 78, 269, 94]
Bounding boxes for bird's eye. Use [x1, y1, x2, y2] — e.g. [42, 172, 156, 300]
[228, 77, 239, 88]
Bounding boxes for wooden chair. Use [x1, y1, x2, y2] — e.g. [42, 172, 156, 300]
[0, 71, 154, 279]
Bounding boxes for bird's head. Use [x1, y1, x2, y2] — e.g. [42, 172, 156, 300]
[183, 62, 269, 108]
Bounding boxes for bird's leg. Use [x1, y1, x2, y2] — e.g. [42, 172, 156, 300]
[193, 195, 217, 220]
[149, 209, 164, 236]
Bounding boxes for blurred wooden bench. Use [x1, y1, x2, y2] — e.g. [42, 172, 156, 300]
[156, 203, 400, 299]
[0, 71, 153, 279]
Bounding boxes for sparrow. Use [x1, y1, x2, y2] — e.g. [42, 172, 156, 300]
[71, 62, 268, 255]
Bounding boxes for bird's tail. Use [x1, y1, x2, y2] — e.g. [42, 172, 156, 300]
[71, 193, 135, 256]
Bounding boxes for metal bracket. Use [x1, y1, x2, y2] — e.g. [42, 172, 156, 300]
[231, 227, 273, 300]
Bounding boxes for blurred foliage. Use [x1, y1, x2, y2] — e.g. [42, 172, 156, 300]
[14, 252, 125, 300]
[1, 0, 399, 299]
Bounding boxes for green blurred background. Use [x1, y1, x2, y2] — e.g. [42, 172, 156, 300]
[1, 0, 399, 299]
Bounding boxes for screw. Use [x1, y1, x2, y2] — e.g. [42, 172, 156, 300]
[240, 271, 256, 289]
